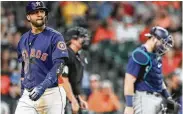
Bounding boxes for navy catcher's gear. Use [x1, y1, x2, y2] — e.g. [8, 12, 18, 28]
[145, 26, 174, 55]
[65, 27, 90, 50]
[132, 49, 150, 65]
[26, 1, 48, 15]
[127, 46, 163, 92]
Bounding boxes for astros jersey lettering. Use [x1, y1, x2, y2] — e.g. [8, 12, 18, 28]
[17, 27, 68, 89]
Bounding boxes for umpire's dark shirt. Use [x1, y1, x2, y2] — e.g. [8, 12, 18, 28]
[63, 47, 84, 95]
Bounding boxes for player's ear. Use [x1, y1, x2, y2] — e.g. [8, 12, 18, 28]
[26, 15, 30, 21]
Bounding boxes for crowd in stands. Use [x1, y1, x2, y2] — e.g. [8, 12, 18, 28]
[1, 1, 182, 114]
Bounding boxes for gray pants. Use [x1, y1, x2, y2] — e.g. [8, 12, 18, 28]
[133, 91, 164, 114]
[15, 86, 66, 114]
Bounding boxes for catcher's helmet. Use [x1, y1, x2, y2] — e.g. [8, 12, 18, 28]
[65, 26, 90, 50]
[145, 26, 174, 55]
[26, 1, 48, 15]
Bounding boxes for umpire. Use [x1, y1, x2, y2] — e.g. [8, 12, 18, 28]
[61, 27, 90, 114]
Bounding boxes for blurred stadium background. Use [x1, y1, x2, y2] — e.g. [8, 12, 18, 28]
[1, 1, 182, 114]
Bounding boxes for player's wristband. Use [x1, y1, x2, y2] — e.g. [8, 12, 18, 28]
[161, 89, 171, 99]
[125, 95, 133, 107]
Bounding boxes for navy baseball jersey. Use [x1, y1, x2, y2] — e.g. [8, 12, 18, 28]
[17, 27, 68, 89]
[126, 45, 163, 92]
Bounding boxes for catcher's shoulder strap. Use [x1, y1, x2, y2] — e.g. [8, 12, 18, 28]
[132, 48, 150, 66]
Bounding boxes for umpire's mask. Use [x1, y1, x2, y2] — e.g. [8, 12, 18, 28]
[65, 26, 90, 50]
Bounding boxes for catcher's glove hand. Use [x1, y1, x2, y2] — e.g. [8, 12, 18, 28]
[166, 98, 180, 114]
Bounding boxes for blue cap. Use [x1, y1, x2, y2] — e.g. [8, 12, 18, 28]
[26, 1, 48, 14]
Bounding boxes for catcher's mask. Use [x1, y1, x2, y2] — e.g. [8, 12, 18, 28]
[145, 26, 174, 56]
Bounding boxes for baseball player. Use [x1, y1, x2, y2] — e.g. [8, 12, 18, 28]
[15, 1, 68, 114]
[124, 26, 177, 114]
[61, 27, 90, 114]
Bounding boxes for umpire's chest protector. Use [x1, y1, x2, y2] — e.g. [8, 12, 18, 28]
[132, 47, 163, 91]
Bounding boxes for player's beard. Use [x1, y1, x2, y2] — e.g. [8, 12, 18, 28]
[30, 17, 46, 28]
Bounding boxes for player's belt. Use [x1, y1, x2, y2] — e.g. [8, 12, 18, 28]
[146, 91, 161, 97]
[25, 84, 60, 92]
